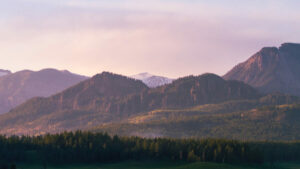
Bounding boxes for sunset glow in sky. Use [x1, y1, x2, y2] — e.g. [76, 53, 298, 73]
[1, 0, 300, 77]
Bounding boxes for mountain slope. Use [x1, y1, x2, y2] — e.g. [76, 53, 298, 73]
[0, 72, 260, 135]
[224, 43, 300, 96]
[0, 69, 88, 114]
[94, 99, 300, 141]
[131, 72, 173, 88]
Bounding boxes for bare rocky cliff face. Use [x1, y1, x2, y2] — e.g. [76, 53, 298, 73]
[0, 69, 88, 114]
[224, 43, 300, 96]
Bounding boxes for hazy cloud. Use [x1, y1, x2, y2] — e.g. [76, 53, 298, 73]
[0, 0, 299, 77]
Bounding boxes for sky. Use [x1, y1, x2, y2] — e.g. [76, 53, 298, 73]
[0, 0, 300, 78]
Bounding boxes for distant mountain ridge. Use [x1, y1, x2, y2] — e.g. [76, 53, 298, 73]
[131, 72, 173, 88]
[0, 68, 88, 114]
[224, 43, 300, 96]
[0, 72, 260, 135]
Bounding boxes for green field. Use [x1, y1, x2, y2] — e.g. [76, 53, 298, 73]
[17, 161, 300, 169]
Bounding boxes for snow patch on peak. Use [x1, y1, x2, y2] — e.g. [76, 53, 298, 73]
[0, 69, 11, 77]
[131, 72, 153, 80]
[131, 72, 174, 88]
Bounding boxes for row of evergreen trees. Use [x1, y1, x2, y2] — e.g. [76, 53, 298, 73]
[0, 131, 300, 165]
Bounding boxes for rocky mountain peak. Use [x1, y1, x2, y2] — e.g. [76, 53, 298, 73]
[224, 43, 300, 96]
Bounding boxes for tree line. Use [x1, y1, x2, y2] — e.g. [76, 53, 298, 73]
[0, 131, 300, 166]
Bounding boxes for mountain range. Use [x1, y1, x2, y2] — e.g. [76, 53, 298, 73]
[0, 69, 88, 114]
[0, 72, 260, 135]
[0, 42, 299, 140]
[0, 69, 172, 114]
